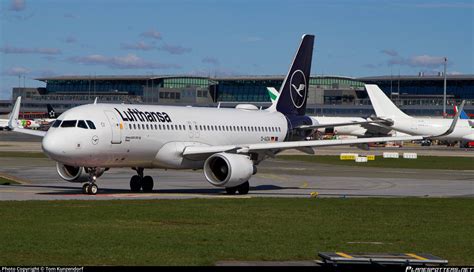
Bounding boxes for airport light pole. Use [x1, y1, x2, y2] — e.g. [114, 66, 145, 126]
[443, 57, 447, 118]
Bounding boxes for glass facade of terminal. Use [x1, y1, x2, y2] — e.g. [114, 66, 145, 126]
[360, 78, 474, 100]
[217, 79, 281, 102]
[5, 74, 464, 116]
[47, 79, 145, 95]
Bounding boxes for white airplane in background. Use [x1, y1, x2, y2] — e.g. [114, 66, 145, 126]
[10, 35, 432, 195]
[0, 96, 21, 130]
[266, 87, 401, 137]
[0, 97, 55, 130]
[366, 84, 473, 141]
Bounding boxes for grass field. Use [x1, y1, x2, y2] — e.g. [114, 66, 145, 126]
[0, 198, 472, 265]
[278, 155, 474, 170]
[0, 176, 19, 185]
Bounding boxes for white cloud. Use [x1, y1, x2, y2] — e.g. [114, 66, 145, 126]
[202, 57, 219, 65]
[68, 53, 181, 69]
[140, 29, 162, 40]
[381, 49, 398, 57]
[120, 41, 156, 51]
[9, 0, 25, 12]
[0, 45, 62, 55]
[388, 54, 448, 68]
[64, 36, 77, 44]
[2, 66, 30, 76]
[159, 44, 191, 55]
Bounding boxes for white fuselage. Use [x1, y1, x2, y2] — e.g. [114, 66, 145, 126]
[390, 116, 474, 141]
[42, 104, 289, 169]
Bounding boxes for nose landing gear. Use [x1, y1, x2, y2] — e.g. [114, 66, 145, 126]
[130, 167, 154, 193]
[82, 168, 101, 195]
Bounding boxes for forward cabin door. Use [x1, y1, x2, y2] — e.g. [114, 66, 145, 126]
[104, 110, 122, 144]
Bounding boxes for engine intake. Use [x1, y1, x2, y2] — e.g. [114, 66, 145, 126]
[56, 163, 105, 183]
[203, 153, 256, 187]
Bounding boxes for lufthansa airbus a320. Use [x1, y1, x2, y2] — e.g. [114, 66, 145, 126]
[9, 35, 424, 195]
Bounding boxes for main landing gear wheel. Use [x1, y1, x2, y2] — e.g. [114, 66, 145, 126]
[130, 175, 142, 192]
[225, 187, 237, 195]
[237, 181, 249, 195]
[141, 176, 154, 192]
[130, 168, 155, 193]
[225, 181, 250, 195]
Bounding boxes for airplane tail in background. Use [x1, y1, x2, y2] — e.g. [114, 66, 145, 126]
[267, 34, 314, 116]
[8, 96, 21, 129]
[365, 84, 412, 119]
[454, 105, 469, 119]
[47, 104, 56, 119]
[266, 87, 279, 104]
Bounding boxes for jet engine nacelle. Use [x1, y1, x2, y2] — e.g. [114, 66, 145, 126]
[203, 153, 256, 188]
[56, 163, 105, 183]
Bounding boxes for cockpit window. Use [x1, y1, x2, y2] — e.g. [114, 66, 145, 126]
[86, 120, 96, 130]
[77, 120, 88, 129]
[52, 120, 62, 128]
[60, 120, 77, 128]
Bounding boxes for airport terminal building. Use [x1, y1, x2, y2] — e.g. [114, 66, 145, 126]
[1, 74, 473, 117]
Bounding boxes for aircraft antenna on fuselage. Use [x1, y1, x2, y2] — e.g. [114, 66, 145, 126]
[94, 97, 98, 104]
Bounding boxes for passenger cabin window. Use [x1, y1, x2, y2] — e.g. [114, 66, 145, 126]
[52, 120, 62, 128]
[61, 120, 77, 128]
[77, 120, 88, 129]
[86, 120, 96, 129]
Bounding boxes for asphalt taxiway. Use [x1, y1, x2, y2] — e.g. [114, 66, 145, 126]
[1, 131, 473, 200]
[0, 154, 473, 200]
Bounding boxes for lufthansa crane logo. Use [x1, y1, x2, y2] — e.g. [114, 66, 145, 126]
[289, 69, 307, 108]
[92, 135, 99, 145]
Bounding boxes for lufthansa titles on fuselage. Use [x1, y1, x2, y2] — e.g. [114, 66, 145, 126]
[115, 108, 172, 123]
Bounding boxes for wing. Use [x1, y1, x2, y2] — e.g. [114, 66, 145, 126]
[12, 127, 47, 137]
[182, 135, 423, 157]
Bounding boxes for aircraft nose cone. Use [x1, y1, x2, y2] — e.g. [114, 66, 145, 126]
[42, 132, 64, 160]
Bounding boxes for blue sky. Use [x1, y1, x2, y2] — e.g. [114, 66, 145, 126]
[1, 0, 473, 99]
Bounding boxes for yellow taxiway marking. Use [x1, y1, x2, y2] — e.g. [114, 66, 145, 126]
[336, 252, 353, 259]
[406, 253, 428, 260]
[301, 182, 308, 188]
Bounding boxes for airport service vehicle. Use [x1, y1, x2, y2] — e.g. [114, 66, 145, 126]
[10, 35, 428, 195]
[366, 84, 474, 142]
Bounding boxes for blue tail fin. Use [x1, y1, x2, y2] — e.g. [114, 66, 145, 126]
[269, 34, 314, 116]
